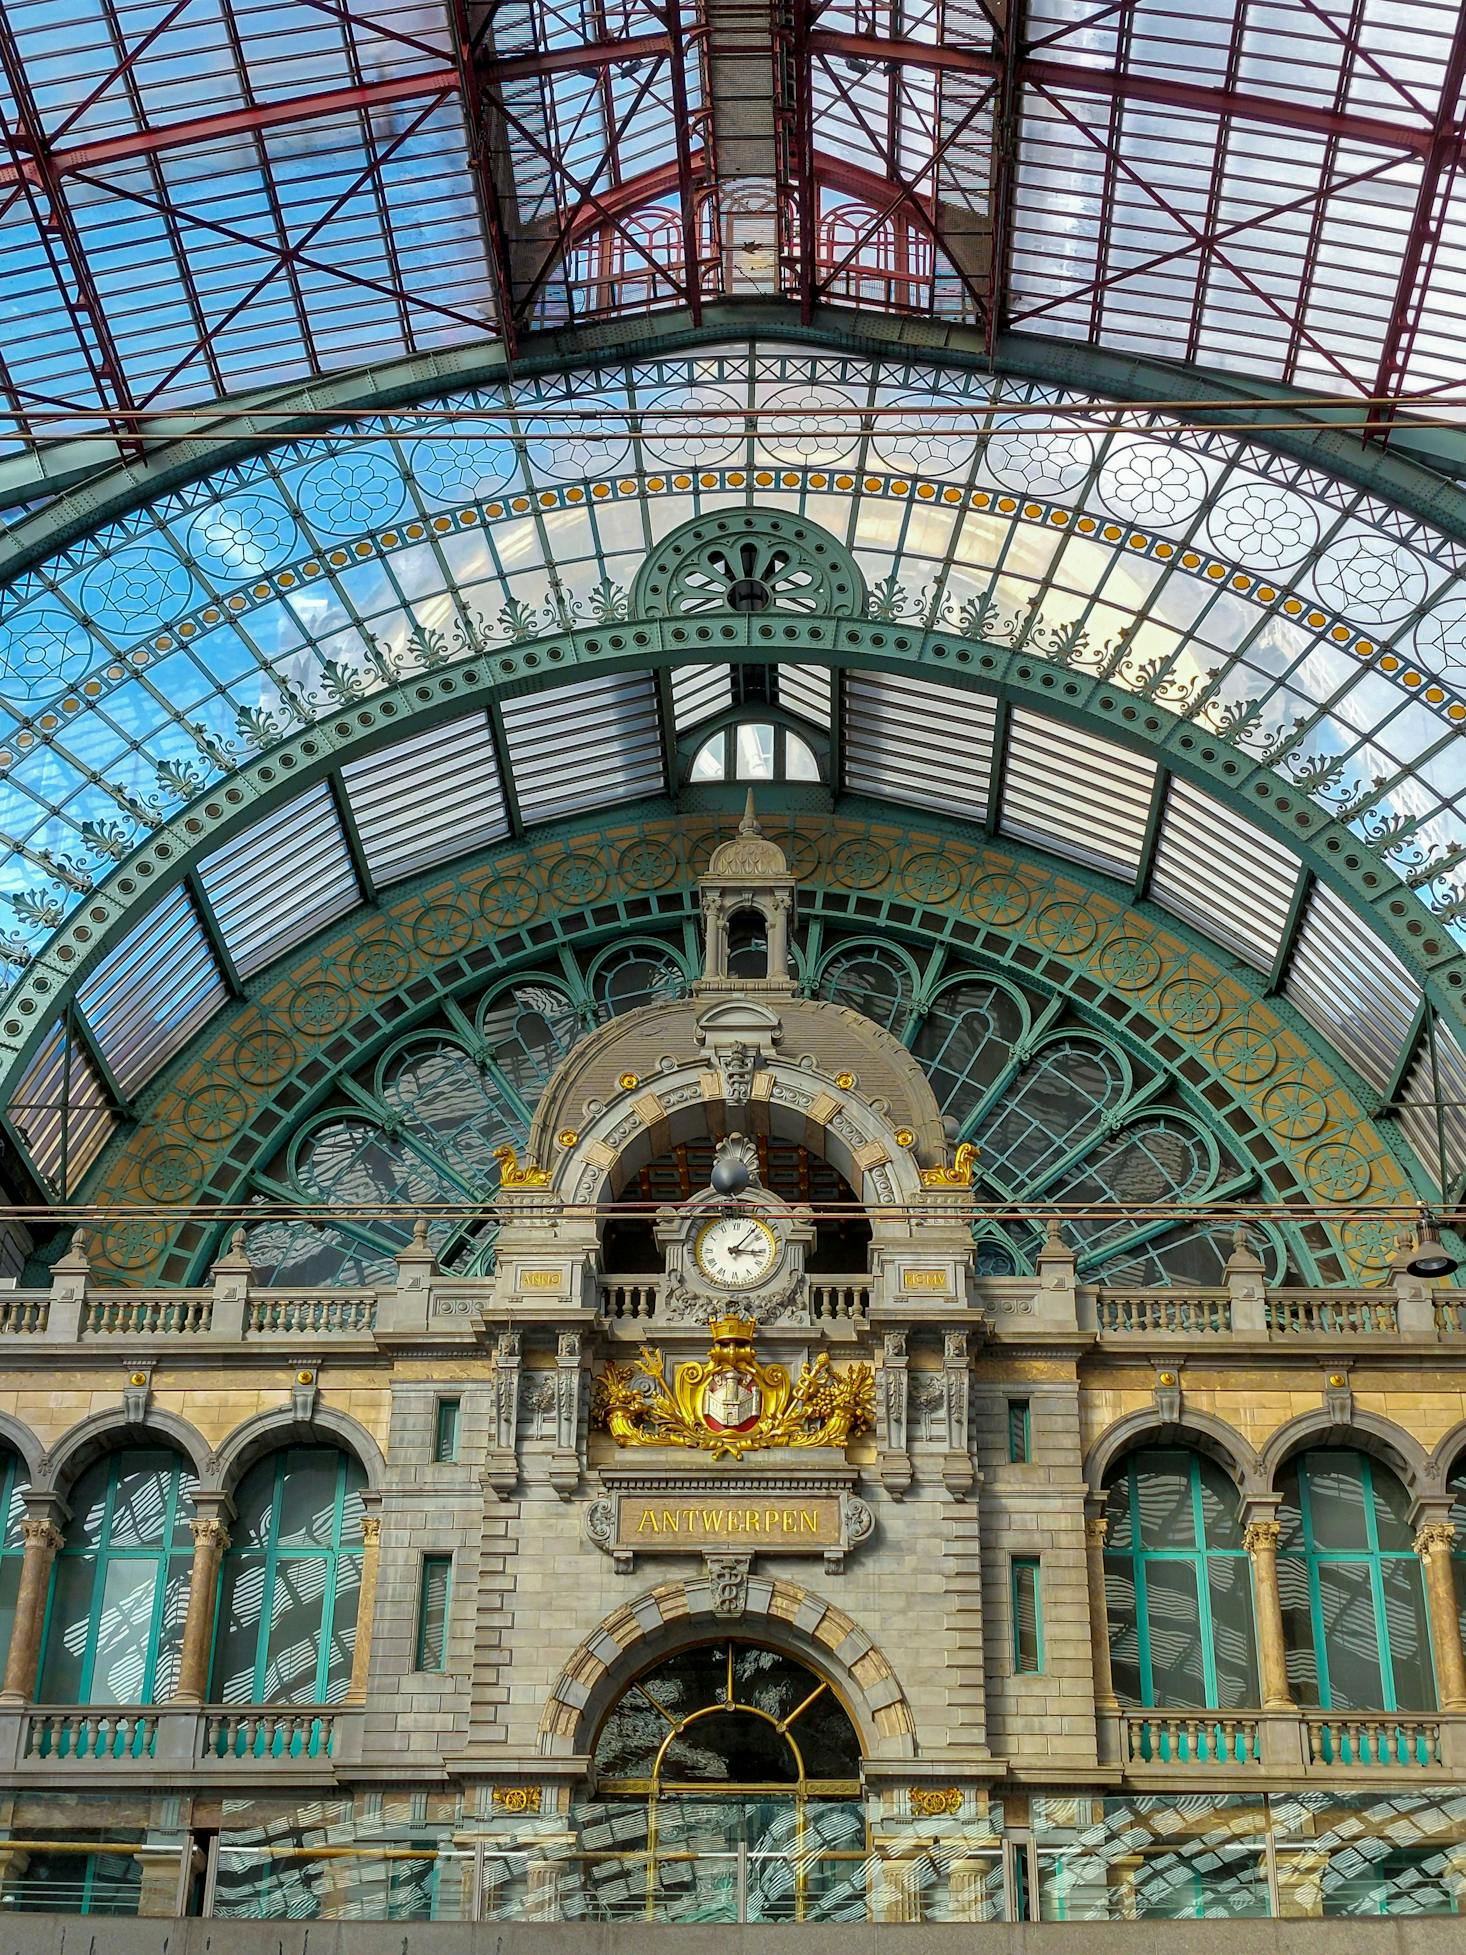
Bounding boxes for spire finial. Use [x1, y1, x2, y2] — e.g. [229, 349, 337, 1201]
[739, 788, 760, 836]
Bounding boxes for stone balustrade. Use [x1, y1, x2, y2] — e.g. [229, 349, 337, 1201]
[0, 1704, 357, 1779]
[1112, 1708, 1462, 1776]
[0, 1245, 1453, 1345]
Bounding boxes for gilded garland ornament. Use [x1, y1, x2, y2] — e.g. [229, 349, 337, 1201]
[493, 1143, 551, 1188]
[593, 1315, 876, 1460]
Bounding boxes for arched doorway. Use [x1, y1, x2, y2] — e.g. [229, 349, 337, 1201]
[584, 1639, 865, 1922]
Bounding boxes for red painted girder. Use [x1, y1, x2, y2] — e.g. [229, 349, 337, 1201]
[808, 27, 1446, 156]
[0, 68, 462, 190]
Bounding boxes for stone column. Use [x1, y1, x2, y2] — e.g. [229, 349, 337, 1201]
[346, 1502, 382, 1704]
[170, 1510, 230, 1705]
[1243, 1510, 1295, 1710]
[0, 1504, 65, 1704]
[1415, 1521, 1466, 1711]
[1084, 1503, 1121, 1765]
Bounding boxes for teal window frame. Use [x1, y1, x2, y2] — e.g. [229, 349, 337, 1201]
[1279, 1450, 1435, 1714]
[210, 1447, 364, 1707]
[432, 1398, 460, 1464]
[1007, 1401, 1031, 1464]
[1012, 1558, 1043, 1674]
[1104, 1449, 1256, 1710]
[38, 1448, 195, 1707]
[415, 1555, 453, 1673]
[0, 1446, 27, 1674]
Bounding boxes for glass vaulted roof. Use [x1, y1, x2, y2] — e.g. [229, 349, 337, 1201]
[0, 341, 1463, 1001]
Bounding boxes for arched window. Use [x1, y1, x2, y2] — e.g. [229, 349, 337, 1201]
[911, 981, 1025, 1125]
[592, 942, 689, 1020]
[974, 1039, 1127, 1189]
[1104, 1449, 1258, 1721]
[211, 1448, 365, 1706]
[38, 1448, 196, 1705]
[0, 1447, 28, 1675]
[1448, 1454, 1466, 1651]
[1277, 1451, 1434, 1712]
[816, 944, 914, 1031]
[582, 1640, 868, 1923]
[690, 724, 820, 782]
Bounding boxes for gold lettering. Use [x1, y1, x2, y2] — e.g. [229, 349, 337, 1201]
[901, 1269, 946, 1291]
[661, 1510, 679, 1533]
[637, 1510, 660, 1535]
[781, 1511, 795, 1533]
[800, 1511, 818, 1533]
[702, 1510, 725, 1532]
[519, 1269, 561, 1290]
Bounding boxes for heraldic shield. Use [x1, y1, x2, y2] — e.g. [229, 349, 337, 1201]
[592, 1316, 875, 1460]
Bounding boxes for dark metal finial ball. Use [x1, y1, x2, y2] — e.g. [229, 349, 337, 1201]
[710, 1154, 751, 1197]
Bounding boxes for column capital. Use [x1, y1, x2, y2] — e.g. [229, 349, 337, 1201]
[189, 1515, 231, 1554]
[1084, 1512, 1109, 1549]
[1243, 1518, 1282, 1553]
[17, 1517, 63, 1555]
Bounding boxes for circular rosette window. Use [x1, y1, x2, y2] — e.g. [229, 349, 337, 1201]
[632, 509, 865, 619]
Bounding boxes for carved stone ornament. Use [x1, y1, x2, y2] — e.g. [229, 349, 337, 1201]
[661, 1273, 806, 1325]
[841, 1495, 874, 1548]
[491, 1786, 543, 1814]
[705, 1552, 752, 1619]
[592, 1316, 875, 1460]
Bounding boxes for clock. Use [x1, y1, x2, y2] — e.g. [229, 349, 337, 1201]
[693, 1213, 779, 1290]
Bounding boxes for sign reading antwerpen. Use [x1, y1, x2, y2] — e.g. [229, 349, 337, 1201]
[617, 1493, 843, 1550]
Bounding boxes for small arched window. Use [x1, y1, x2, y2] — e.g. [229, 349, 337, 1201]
[690, 723, 820, 783]
[0, 1447, 28, 1678]
[211, 1447, 365, 1706]
[39, 1448, 196, 1705]
[1103, 1448, 1257, 1713]
[1278, 1450, 1434, 1712]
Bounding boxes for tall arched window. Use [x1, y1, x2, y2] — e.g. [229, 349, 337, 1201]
[1104, 1449, 1258, 1727]
[0, 1447, 28, 1675]
[1277, 1451, 1434, 1712]
[211, 1448, 365, 1705]
[581, 1641, 869, 1924]
[1449, 1455, 1466, 1651]
[38, 1448, 195, 1704]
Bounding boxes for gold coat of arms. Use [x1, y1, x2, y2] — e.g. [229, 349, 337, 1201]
[592, 1316, 875, 1461]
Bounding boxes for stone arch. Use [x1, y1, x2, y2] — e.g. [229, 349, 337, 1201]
[210, 1405, 387, 1500]
[538, 1574, 917, 1763]
[1084, 1407, 1260, 1502]
[0, 1411, 45, 1487]
[39, 1405, 212, 1500]
[1259, 1407, 1430, 1501]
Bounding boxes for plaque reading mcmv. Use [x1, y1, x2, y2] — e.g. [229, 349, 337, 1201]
[617, 1493, 842, 1550]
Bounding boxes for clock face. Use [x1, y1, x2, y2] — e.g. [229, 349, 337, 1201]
[694, 1213, 778, 1289]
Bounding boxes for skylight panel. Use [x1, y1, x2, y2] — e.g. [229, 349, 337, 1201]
[999, 711, 1157, 880]
[342, 716, 509, 887]
[10, 1021, 116, 1194]
[1284, 882, 1421, 1094]
[499, 675, 665, 826]
[197, 784, 361, 978]
[76, 888, 229, 1096]
[842, 670, 995, 820]
[671, 665, 733, 732]
[1395, 1019, 1466, 1200]
[777, 664, 833, 730]
[1149, 779, 1303, 970]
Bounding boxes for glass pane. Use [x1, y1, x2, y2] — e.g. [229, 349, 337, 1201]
[479, 981, 580, 1102]
[734, 724, 776, 779]
[90, 1559, 160, 1704]
[817, 946, 913, 1029]
[1013, 1562, 1041, 1672]
[1197, 1457, 1244, 1550]
[1, 1451, 26, 1549]
[911, 980, 1023, 1123]
[324, 1551, 360, 1703]
[659, 1711, 799, 1783]
[106, 1452, 176, 1549]
[976, 1041, 1127, 1188]
[1278, 1552, 1321, 1707]
[276, 1452, 341, 1548]
[0, 1554, 20, 1680]
[1303, 1455, 1371, 1551]
[261, 1560, 328, 1702]
[1133, 1451, 1198, 1550]
[39, 1553, 96, 1703]
[784, 733, 819, 781]
[1105, 1558, 1142, 1704]
[786, 1690, 861, 1779]
[212, 1553, 268, 1703]
[1381, 1558, 1436, 1712]
[1369, 1463, 1416, 1551]
[1315, 1563, 1385, 1710]
[690, 735, 725, 781]
[1208, 1559, 1260, 1708]
[1143, 1561, 1206, 1706]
